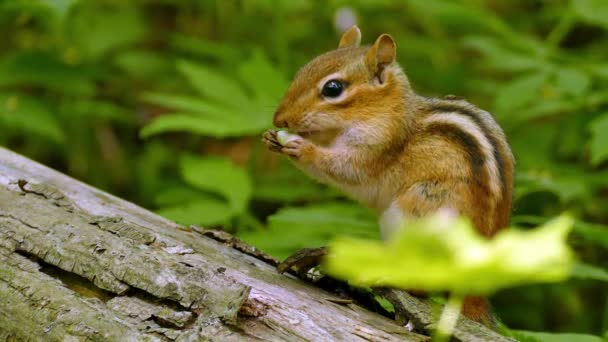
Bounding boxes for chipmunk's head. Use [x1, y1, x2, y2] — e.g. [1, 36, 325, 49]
[273, 26, 412, 144]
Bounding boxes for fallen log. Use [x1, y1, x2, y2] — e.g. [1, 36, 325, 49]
[0, 147, 511, 341]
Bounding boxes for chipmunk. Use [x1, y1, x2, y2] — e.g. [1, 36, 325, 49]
[262, 26, 514, 326]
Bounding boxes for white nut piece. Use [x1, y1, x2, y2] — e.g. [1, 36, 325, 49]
[277, 130, 300, 146]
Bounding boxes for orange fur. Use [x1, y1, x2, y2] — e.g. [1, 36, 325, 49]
[263, 26, 514, 325]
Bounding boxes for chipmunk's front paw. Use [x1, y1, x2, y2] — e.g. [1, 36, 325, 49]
[281, 137, 312, 159]
[262, 129, 282, 152]
[262, 129, 314, 160]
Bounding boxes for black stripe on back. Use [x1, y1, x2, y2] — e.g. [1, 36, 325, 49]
[425, 122, 486, 187]
[430, 103, 505, 192]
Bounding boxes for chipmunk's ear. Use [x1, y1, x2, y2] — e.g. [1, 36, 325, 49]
[365, 34, 396, 82]
[338, 26, 362, 48]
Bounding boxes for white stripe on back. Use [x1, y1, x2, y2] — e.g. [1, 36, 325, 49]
[421, 112, 501, 201]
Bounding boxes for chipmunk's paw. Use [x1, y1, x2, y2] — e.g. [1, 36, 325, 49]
[262, 129, 313, 160]
[277, 246, 328, 279]
[280, 137, 312, 159]
[262, 129, 283, 152]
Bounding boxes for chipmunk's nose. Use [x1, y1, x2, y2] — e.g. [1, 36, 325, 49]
[273, 109, 289, 128]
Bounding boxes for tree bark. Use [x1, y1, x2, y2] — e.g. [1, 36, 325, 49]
[0, 147, 512, 341]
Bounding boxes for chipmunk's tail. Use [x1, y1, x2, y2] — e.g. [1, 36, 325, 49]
[462, 296, 496, 327]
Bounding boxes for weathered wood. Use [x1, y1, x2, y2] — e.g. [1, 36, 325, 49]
[379, 289, 513, 342]
[0, 147, 426, 341]
[0, 147, 513, 341]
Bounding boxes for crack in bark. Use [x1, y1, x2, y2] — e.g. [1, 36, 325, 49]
[14, 250, 116, 302]
[0, 213, 43, 232]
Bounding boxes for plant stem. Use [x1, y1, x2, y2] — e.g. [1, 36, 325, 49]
[546, 9, 576, 52]
[433, 294, 464, 342]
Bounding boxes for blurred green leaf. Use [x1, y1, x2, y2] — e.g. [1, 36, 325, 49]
[589, 113, 608, 165]
[114, 50, 172, 78]
[325, 214, 574, 295]
[140, 112, 266, 138]
[555, 69, 591, 98]
[67, 2, 145, 59]
[177, 60, 250, 108]
[512, 215, 608, 250]
[157, 198, 232, 226]
[573, 0, 608, 29]
[253, 162, 339, 202]
[179, 154, 251, 214]
[589, 64, 608, 80]
[0, 52, 96, 96]
[60, 99, 135, 123]
[571, 263, 608, 282]
[0, 93, 64, 144]
[407, 0, 512, 36]
[43, 0, 78, 19]
[239, 202, 378, 259]
[154, 186, 209, 207]
[463, 36, 541, 72]
[495, 72, 548, 117]
[237, 49, 288, 104]
[142, 92, 230, 117]
[170, 34, 243, 63]
[515, 168, 590, 203]
[512, 330, 604, 342]
[0, 0, 55, 22]
[572, 221, 608, 249]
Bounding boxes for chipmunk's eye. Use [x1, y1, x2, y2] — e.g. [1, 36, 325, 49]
[321, 79, 344, 98]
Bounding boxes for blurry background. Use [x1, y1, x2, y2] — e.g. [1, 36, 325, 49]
[0, 0, 606, 338]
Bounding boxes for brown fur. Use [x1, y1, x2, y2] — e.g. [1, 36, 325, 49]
[264, 26, 514, 325]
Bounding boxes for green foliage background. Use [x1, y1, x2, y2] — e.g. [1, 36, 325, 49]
[1, 0, 607, 338]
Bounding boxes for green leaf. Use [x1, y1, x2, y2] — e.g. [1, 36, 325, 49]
[494, 72, 548, 116]
[573, 0, 608, 29]
[512, 330, 604, 342]
[0, 52, 96, 96]
[42, 0, 78, 19]
[573, 221, 608, 249]
[406, 0, 512, 36]
[140, 112, 267, 138]
[589, 113, 608, 165]
[514, 168, 590, 203]
[59, 99, 135, 123]
[170, 34, 243, 63]
[142, 92, 226, 114]
[253, 163, 339, 202]
[462, 36, 541, 72]
[554, 69, 591, 98]
[179, 154, 251, 214]
[0, 93, 64, 144]
[589, 64, 608, 80]
[67, 2, 145, 59]
[237, 50, 288, 105]
[238, 202, 378, 259]
[176, 60, 250, 108]
[325, 213, 574, 295]
[511, 215, 608, 250]
[154, 186, 210, 207]
[114, 50, 172, 78]
[157, 198, 232, 226]
[571, 263, 608, 282]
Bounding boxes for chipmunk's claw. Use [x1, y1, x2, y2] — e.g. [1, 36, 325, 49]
[262, 129, 282, 152]
[280, 138, 306, 159]
[277, 246, 328, 277]
[263, 129, 312, 160]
